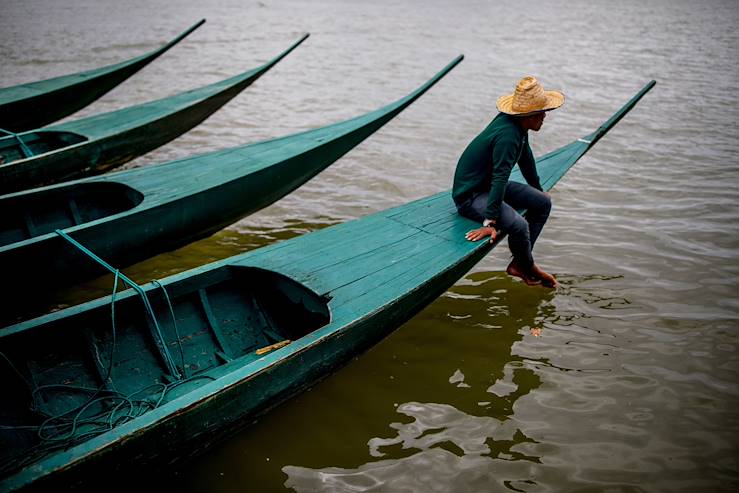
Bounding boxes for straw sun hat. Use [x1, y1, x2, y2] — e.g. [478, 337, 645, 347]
[496, 76, 564, 116]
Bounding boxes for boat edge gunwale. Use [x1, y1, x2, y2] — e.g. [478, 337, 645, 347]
[0, 33, 311, 191]
[0, 227, 487, 491]
[0, 55, 464, 253]
[0, 20, 206, 104]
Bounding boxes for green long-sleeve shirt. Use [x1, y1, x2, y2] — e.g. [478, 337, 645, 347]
[452, 113, 542, 222]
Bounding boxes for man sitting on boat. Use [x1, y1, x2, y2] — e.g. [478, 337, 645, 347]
[452, 76, 564, 287]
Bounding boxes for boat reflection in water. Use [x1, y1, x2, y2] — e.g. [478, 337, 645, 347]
[279, 273, 554, 492]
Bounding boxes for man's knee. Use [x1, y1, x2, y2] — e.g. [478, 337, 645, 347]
[456, 193, 487, 223]
[456, 203, 484, 223]
[532, 192, 552, 218]
[506, 216, 530, 238]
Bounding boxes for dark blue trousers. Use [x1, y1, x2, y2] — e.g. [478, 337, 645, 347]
[456, 181, 551, 269]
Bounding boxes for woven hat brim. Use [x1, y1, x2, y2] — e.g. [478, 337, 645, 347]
[496, 90, 565, 116]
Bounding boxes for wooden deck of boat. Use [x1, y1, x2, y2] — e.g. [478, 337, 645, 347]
[225, 190, 483, 324]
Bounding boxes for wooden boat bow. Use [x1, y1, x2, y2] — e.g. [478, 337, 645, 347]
[0, 33, 310, 193]
[0, 19, 205, 133]
[0, 55, 464, 324]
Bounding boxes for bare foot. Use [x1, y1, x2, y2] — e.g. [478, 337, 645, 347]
[530, 264, 558, 288]
[506, 261, 541, 286]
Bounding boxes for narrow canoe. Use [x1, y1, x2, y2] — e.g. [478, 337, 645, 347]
[0, 55, 465, 323]
[0, 81, 654, 491]
[0, 33, 310, 194]
[0, 20, 205, 133]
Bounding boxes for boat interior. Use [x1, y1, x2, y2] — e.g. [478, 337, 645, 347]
[0, 265, 330, 470]
[0, 131, 87, 164]
[0, 181, 144, 246]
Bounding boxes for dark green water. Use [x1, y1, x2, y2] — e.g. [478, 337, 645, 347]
[2, 0, 738, 491]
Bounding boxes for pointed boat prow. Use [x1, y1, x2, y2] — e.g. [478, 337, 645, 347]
[0, 32, 310, 193]
[536, 80, 657, 191]
[376, 54, 464, 117]
[0, 19, 206, 132]
[259, 33, 310, 71]
[159, 19, 206, 51]
[0, 55, 464, 321]
[587, 79, 657, 148]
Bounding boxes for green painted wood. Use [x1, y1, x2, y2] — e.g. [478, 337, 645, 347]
[0, 33, 309, 194]
[0, 55, 465, 319]
[198, 288, 235, 359]
[0, 20, 205, 133]
[0, 80, 654, 492]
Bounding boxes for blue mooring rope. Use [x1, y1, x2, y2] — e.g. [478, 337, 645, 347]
[0, 240, 214, 473]
[54, 229, 182, 379]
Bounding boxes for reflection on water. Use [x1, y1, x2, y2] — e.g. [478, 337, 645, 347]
[277, 274, 554, 492]
[285, 402, 537, 493]
[164, 273, 553, 492]
[269, 271, 735, 493]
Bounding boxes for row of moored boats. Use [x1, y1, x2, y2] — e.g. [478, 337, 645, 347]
[0, 19, 655, 492]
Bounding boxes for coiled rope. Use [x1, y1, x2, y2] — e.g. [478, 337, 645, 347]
[0, 232, 212, 474]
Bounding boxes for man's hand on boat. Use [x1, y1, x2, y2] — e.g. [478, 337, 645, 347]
[465, 225, 497, 243]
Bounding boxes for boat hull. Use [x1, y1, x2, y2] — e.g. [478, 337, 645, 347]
[0, 34, 309, 194]
[1, 140, 366, 289]
[0, 20, 205, 133]
[0, 56, 465, 324]
[2, 240, 487, 492]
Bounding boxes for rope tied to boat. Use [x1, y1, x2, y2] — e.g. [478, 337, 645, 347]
[0, 263, 209, 475]
[0, 127, 34, 159]
[152, 279, 188, 378]
[54, 229, 182, 379]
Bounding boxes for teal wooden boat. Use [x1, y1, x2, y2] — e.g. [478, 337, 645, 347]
[0, 81, 654, 491]
[0, 20, 205, 133]
[0, 56, 465, 323]
[0, 34, 309, 194]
